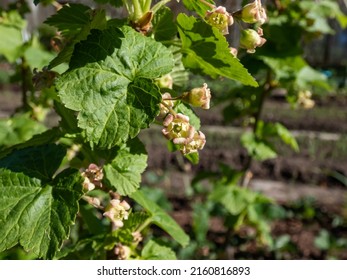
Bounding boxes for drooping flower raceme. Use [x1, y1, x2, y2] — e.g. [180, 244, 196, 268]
[205, 6, 234, 35]
[182, 83, 211, 109]
[103, 199, 131, 229]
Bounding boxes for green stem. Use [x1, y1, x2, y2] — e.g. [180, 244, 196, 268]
[151, 0, 171, 14]
[142, 0, 152, 13]
[198, 0, 215, 9]
[20, 57, 30, 111]
[132, 0, 144, 21]
[161, 100, 177, 116]
[240, 70, 272, 187]
[136, 217, 153, 233]
[122, 0, 133, 15]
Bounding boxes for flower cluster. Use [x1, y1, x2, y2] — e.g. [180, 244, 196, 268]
[81, 163, 104, 191]
[159, 83, 210, 156]
[298, 90, 315, 109]
[203, 0, 267, 54]
[236, 0, 267, 53]
[103, 199, 131, 229]
[162, 113, 206, 155]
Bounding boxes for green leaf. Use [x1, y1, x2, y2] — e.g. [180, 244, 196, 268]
[314, 229, 330, 250]
[176, 103, 200, 130]
[104, 138, 147, 196]
[130, 190, 189, 247]
[241, 132, 277, 161]
[0, 113, 46, 149]
[152, 6, 177, 42]
[257, 121, 299, 152]
[69, 28, 122, 69]
[209, 184, 248, 215]
[44, 4, 91, 36]
[141, 240, 176, 260]
[185, 152, 199, 165]
[0, 144, 66, 182]
[170, 46, 189, 88]
[47, 6, 107, 69]
[209, 184, 271, 215]
[299, 1, 347, 32]
[271, 123, 299, 152]
[259, 55, 306, 81]
[176, 14, 258, 87]
[182, 0, 215, 18]
[192, 202, 210, 243]
[0, 168, 83, 259]
[79, 204, 107, 236]
[0, 11, 25, 62]
[0, 128, 62, 160]
[57, 26, 174, 148]
[296, 66, 331, 91]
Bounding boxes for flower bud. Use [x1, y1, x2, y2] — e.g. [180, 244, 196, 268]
[230, 47, 238, 57]
[239, 28, 266, 53]
[205, 6, 234, 35]
[84, 196, 101, 208]
[132, 231, 143, 243]
[156, 74, 173, 89]
[159, 92, 175, 118]
[235, 0, 267, 25]
[114, 244, 131, 260]
[182, 83, 211, 109]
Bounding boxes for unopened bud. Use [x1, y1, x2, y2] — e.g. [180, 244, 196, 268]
[156, 74, 173, 89]
[205, 6, 234, 35]
[234, 0, 267, 25]
[230, 47, 238, 57]
[84, 196, 101, 208]
[132, 231, 143, 243]
[159, 92, 175, 118]
[114, 244, 131, 260]
[182, 83, 211, 109]
[239, 28, 266, 53]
